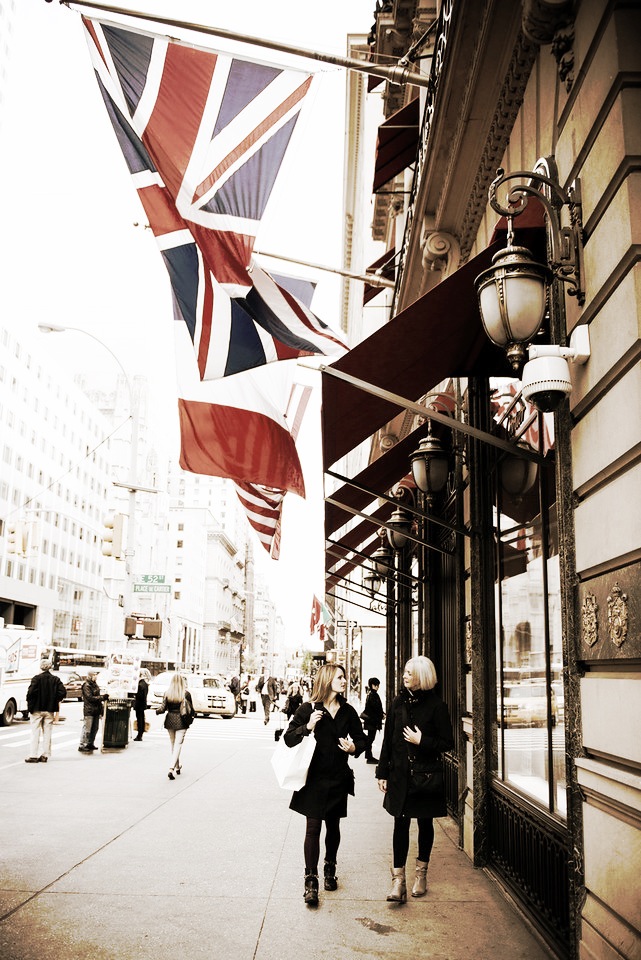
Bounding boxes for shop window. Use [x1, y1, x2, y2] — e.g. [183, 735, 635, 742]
[493, 441, 565, 818]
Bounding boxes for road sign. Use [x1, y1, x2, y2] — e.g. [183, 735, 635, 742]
[139, 574, 166, 584]
[133, 583, 171, 593]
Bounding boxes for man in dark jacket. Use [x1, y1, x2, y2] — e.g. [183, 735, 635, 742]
[78, 669, 107, 753]
[133, 669, 151, 741]
[25, 659, 67, 763]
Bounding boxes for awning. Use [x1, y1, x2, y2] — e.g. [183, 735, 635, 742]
[363, 247, 396, 304]
[321, 210, 546, 471]
[325, 418, 438, 536]
[373, 98, 420, 193]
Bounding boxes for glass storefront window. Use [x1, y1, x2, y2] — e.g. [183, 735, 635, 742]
[493, 456, 566, 818]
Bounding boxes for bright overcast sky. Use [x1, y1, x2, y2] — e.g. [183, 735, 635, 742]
[0, 0, 378, 645]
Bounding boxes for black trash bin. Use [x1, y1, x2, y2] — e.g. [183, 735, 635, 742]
[102, 698, 132, 750]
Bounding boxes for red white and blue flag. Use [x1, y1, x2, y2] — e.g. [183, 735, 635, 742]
[82, 17, 346, 378]
[233, 381, 312, 558]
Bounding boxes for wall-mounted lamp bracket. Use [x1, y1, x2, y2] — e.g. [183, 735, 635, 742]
[488, 157, 585, 305]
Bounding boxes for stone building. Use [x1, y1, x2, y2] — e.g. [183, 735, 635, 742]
[326, 2, 640, 957]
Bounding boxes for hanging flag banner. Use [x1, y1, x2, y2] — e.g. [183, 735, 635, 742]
[82, 17, 347, 380]
[233, 381, 312, 558]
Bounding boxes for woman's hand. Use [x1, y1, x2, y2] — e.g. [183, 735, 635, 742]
[338, 736, 355, 753]
[403, 724, 422, 745]
[377, 779, 388, 793]
[306, 708, 323, 731]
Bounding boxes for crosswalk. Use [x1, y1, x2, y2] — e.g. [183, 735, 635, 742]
[0, 715, 283, 766]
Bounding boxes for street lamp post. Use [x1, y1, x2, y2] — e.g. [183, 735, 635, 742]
[37, 323, 152, 628]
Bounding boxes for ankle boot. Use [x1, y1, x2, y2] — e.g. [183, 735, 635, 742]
[304, 871, 319, 905]
[411, 859, 429, 897]
[386, 866, 407, 902]
[323, 860, 338, 891]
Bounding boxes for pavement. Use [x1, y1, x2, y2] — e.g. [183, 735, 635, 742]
[0, 703, 554, 960]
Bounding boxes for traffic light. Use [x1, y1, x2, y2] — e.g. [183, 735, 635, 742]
[102, 512, 125, 559]
[6, 521, 27, 555]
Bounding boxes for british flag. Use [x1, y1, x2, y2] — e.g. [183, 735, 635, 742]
[232, 382, 312, 558]
[83, 17, 347, 378]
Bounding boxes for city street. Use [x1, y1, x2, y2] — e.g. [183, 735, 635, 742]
[0, 704, 552, 960]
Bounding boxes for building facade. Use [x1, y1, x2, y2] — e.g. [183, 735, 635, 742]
[327, 2, 640, 958]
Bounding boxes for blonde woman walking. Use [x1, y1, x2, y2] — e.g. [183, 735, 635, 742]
[156, 673, 194, 779]
[376, 656, 454, 902]
[284, 662, 366, 906]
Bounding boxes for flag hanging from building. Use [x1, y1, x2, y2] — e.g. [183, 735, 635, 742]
[175, 322, 305, 493]
[310, 594, 322, 635]
[232, 381, 312, 559]
[82, 17, 347, 381]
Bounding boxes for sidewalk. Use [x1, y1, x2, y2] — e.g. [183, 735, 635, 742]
[0, 709, 553, 960]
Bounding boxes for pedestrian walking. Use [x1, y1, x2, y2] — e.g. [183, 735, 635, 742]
[78, 669, 108, 753]
[361, 677, 385, 764]
[24, 659, 67, 763]
[376, 656, 454, 902]
[284, 680, 303, 720]
[133, 668, 151, 741]
[156, 673, 194, 779]
[283, 662, 367, 906]
[268, 674, 280, 713]
[256, 670, 270, 724]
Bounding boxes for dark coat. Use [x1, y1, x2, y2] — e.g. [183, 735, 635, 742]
[376, 688, 454, 819]
[82, 679, 105, 717]
[157, 691, 193, 730]
[26, 670, 67, 713]
[134, 678, 149, 710]
[361, 689, 384, 731]
[284, 698, 367, 819]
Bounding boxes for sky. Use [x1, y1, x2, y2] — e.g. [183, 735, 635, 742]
[0, 0, 378, 646]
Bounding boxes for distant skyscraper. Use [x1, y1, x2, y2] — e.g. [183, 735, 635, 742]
[0, 0, 17, 133]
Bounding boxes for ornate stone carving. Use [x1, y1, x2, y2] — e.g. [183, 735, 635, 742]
[550, 24, 575, 92]
[379, 431, 398, 453]
[521, 0, 574, 46]
[465, 619, 473, 663]
[607, 582, 629, 648]
[581, 592, 598, 648]
[421, 229, 460, 278]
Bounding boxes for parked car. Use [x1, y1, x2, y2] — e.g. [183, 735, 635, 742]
[52, 669, 86, 701]
[498, 683, 558, 728]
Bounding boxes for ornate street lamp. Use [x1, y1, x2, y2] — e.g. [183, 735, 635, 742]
[475, 158, 585, 372]
[410, 423, 450, 501]
[386, 507, 413, 552]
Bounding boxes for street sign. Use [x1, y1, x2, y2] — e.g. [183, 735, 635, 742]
[139, 574, 165, 583]
[133, 583, 171, 593]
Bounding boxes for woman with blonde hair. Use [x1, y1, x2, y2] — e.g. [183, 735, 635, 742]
[156, 673, 194, 780]
[376, 656, 454, 902]
[284, 662, 366, 906]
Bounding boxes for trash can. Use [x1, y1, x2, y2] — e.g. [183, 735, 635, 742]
[102, 698, 132, 750]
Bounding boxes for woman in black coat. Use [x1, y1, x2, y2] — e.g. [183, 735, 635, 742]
[284, 662, 366, 906]
[376, 656, 454, 902]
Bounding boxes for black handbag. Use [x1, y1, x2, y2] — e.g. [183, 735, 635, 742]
[408, 758, 444, 797]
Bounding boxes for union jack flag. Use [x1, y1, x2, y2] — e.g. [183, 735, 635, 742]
[83, 17, 346, 378]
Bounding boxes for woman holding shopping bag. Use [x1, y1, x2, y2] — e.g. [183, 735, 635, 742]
[156, 673, 194, 780]
[284, 662, 366, 906]
[376, 656, 454, 902]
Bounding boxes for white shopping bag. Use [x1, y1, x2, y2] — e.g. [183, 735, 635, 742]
[270, 732, 316, 790]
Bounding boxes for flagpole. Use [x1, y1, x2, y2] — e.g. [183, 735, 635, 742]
[60, 0, 432, 90]
[254, 250, 396, 290]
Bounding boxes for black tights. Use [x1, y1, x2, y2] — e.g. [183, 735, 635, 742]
[304, 816, 341, 873]
[392, 815, 435, 868]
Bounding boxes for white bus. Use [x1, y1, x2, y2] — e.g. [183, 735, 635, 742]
[0, 627, 48, 725]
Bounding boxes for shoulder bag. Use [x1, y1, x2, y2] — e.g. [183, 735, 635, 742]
[271, 729, 316, 790]
[180, 697, 195, 726]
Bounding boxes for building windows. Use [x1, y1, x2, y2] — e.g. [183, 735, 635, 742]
[493, 450, 565, 817]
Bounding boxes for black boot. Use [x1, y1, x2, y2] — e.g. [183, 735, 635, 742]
[323, 860, 338, 891]
[304, 871, 319, 905]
